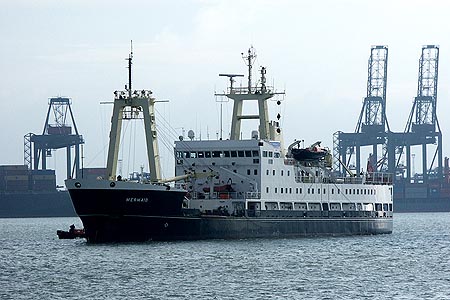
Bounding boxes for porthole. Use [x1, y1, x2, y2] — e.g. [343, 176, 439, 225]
[110, 182, 116, 187]
[75, 182, 81, 188]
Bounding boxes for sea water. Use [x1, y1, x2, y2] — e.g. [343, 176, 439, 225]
[0, 213, 449, 300]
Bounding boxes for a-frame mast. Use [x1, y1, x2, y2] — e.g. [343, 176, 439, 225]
[106, 43, 162, 182]
[216, 47, 285, 141]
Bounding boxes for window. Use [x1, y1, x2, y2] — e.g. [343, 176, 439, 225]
[263, 151, 268, 157]
[318, 189, 320, 194]
[289, 188, 292, 194]
[245, 150, 252, 157]
[176, 151, 183, 158]
[230, 151, 237, 157]
[266, 170, 269, 175]
[266, 187, 269, 193]
[296, 188, 298, 194]
[268, 151, 273, 157]
[275, 187, 277, 193]
[247, 169, 251, 175]
[190, 152, 197, 158]
[287, 171, 290, 176]
[281, 188, 283, 194]
[254, 169, 258, 175]
[308, 188, 310, 194]
[184, 151, 190, 158]
[323, 189, 326, 194]
[300, 188, 302, 194]
[253, 159, 259, 164]
[281, 170, 284, 176]
[212, 151, 221, 158]
[252, 150, 259, 157]
[273, 170, 276, 176]
[274, 152, 280, 158]
[238, 151, 245, 157]
[205, 151, 211, 158]
[198, 151, 204, 158]
[331, 189, 334, 195]
[224, 151, 230, 157]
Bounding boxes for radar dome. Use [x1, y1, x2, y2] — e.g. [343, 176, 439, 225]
[188, 130, 195, 141]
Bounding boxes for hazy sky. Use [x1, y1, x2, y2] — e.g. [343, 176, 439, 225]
[1, 0, 450, 183]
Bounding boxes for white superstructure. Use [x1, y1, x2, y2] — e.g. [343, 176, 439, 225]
[174, 47, 393, 219]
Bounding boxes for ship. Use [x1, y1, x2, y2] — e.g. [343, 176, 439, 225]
[64, 47, 393, 243]
[0, 165, 76, 218]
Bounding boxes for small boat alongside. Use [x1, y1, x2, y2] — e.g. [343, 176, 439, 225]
[57, 224, 86, 239]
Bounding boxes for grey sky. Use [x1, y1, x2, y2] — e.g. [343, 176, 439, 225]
[1, 0, 450, 183]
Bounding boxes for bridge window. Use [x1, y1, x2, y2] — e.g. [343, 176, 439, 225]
[184, 151, 190, 158]
[252, 150, 259, 157]
[231, 151, 237, 157]
[205, 151, 211, 158]
[212, 151, 221, 158]
[245, 150, 252, 157]
[198, 151, 204, 158]
[224, 151, 230, 157]
[238, 151, 245, 157]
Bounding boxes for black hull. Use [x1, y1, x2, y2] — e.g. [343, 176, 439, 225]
[66, 180, 392, 243]
[79, 214, 393, 243]
[0, 191, 76, 218]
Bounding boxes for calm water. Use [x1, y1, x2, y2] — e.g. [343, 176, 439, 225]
[1, 214, 449, 300]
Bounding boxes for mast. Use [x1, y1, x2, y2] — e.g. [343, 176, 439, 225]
[216, 47, 285, 141]
[106, 43, 162, 182]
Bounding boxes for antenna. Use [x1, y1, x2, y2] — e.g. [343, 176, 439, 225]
[242, 46, 257, 93]
[218, 74, 244, 90]
[126, 40, 133, 99]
